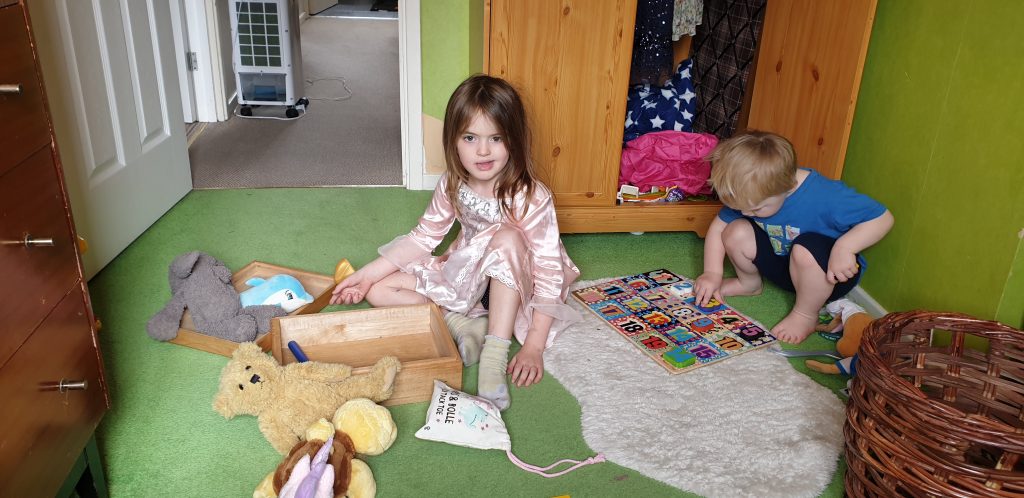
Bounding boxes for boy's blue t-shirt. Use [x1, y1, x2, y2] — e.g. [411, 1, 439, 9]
[717, 168, 887, 269]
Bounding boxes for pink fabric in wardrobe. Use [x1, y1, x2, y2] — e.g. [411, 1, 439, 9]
[619, 130, 718, 195]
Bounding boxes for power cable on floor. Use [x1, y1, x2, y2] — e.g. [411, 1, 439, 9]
[305, 76, 353, 101]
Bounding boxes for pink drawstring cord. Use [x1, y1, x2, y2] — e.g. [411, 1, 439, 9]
[506, 450, 606, 478]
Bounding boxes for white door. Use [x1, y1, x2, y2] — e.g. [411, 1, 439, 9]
[29, 0, 193, 279]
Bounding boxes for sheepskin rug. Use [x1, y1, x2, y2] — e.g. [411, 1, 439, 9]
[544, 279, 847, 498]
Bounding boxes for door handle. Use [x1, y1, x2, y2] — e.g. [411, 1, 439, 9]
[1, 234, 55, 247]
[24, 234, 55, 247]
[0, 84, 23, 95]
[59, 379, 89, 392]
[40, 379, 89, 392]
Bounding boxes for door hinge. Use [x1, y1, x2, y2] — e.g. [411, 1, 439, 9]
[186, 51, 199, 72]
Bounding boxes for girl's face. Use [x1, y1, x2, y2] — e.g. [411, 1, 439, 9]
[457, 111, 509, 195]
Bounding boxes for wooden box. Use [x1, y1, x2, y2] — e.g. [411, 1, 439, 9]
[169, 261, 336, 357]
[270, 303, 463, 406]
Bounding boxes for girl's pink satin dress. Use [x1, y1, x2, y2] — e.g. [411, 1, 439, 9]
[378, 176, 582, 347]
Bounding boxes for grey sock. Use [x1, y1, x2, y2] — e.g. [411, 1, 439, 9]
[444, 312, 489, 366]
[477, 335, 511, 410]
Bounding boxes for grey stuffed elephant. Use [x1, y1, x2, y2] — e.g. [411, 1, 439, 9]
[146, 251, 288, 342]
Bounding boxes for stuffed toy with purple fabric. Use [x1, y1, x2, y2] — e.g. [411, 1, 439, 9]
[252, 399, 399, 498]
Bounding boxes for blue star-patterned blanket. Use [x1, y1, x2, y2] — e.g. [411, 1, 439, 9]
[624, 58, 698, 143]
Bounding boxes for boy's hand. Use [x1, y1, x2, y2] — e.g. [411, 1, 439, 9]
[827, 248, 859, 284]
[694, 272, 723, 307]
[329, 271, 373, 305]
[508, 344, 543, 387]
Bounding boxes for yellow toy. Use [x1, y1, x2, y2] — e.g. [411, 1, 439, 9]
[805, 298, 873, 375]
[334, 259, 355, 284]
[253, 398, 397, 498]
[213, 342, 401, 454]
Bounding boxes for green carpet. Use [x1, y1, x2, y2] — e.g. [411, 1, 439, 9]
[88, 187, 848, 497]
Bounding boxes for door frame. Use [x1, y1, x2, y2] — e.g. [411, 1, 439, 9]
[180, 0, 224, 121]
[182, 0, 428, 189]
[169, 0, 198, 123]
[397, 0, 427, 190]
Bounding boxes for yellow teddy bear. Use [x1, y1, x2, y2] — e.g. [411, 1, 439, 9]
[213, 342, 401, 454]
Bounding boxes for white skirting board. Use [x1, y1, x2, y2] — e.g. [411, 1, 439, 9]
[847, 285, 888, 318]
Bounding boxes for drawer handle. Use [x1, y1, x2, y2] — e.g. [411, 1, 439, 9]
[24, 234, 55, 248]
[0, 84, 23, 95]
[59, 379, 89, 392]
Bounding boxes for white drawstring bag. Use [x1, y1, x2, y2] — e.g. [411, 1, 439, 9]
[414, 380, 604, 477]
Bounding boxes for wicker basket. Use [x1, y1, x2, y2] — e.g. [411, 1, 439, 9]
[845, 311, 1024, 497]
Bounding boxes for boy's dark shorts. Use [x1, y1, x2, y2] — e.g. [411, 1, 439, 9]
[743, 218, 860, 302]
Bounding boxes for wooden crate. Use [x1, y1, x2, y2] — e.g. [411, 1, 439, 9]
[169, 261, 336, 357]
[270, 303, 463, 406]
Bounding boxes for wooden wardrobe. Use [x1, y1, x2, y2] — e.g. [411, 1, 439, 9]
[484, 0, 877, 235]
[0, 0, 110, 495]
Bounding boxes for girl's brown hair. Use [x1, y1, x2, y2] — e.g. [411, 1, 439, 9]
[442, 74, 538, 220]
[707, 131, 797, 210]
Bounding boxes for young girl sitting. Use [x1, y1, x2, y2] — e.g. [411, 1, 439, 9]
[329, 74, 581, 410]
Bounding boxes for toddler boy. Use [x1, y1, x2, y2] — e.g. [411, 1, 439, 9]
[694, 131, 893, 343]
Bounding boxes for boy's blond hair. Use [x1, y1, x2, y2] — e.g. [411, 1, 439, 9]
[708, 131, 798, 210]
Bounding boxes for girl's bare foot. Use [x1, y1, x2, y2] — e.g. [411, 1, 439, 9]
[719, 277, 762, 298]
[772, 310, 818, 343]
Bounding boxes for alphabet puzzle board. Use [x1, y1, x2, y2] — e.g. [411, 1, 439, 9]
[572, 269, 776, 374]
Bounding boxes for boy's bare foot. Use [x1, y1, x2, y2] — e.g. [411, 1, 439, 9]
[772, 310, 818, 343]
[719, 277, 762, 298]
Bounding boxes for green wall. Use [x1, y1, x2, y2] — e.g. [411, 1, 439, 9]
[420, 0, 485, 119]
[843, 1, 1024, 328]
[996, 237, 1024, 327]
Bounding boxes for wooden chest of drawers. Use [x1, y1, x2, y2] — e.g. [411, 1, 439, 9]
[0, 0, 49, 178]
[0, 1, 109, 496]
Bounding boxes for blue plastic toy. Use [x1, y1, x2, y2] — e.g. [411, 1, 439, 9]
[239, 274, 314, 313]
[288, 341, 309, 362]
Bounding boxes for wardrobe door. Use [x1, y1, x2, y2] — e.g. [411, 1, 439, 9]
[747, 0, 877, 180]
[487, 0, 637, 208]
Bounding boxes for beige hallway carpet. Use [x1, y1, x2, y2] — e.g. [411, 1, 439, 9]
[189, 17, 402, 188]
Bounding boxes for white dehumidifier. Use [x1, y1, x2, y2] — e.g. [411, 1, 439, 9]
[229, 0, 307, 118]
